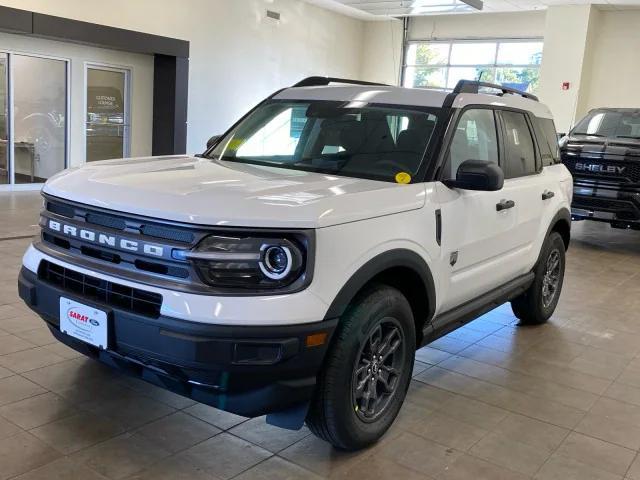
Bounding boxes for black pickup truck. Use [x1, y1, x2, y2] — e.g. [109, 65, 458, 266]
[561, 108, 640, 229]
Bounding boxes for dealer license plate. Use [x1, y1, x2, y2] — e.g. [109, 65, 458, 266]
[59, 297, 108, 349]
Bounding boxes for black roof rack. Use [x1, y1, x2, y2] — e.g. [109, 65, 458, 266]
[453, 80, 539, 102]
[292, 76, 389, 88]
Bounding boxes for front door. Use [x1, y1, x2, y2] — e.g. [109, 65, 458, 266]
[435, 108, 524, 313]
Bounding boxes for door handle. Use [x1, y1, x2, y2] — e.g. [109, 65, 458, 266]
[542, 190, 555, 200]
[496, 199, 515, 211]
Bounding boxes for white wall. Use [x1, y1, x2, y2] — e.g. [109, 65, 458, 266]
[0, 32, 154, 170]
[360, 19, 403, 85]
[0, 0, 366, 154]
[581, 10, 640, 113]
[537, 5, 599, 133]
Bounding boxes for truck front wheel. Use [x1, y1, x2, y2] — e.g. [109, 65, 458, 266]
[306, 284, 415, 450]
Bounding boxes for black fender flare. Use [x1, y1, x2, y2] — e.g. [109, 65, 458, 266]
[323, 248, 436, 324]
[546, 207, 571, 250]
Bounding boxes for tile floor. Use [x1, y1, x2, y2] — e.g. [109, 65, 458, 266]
[1, 191, 640, 479]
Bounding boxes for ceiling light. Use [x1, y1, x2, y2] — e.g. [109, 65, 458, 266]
[332, 0, 484, 16]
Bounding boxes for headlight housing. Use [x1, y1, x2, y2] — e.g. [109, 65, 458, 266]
[176, 231, 312, 292]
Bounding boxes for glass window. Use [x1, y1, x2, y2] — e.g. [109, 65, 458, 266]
[502, 111, 537, 178]
[450, 42, 497, 65]
[86, 67, 129, 162]
[535, 118, 559, 167]
[403, 39, 543, 95]
[0, 53, 7, 185]
[405, 67, 447, 89]
[497, 42, 543, 65]
[444, 109, 498, 180]
[406, 43, 450, 66]
[210, 101, 440, 183]
[13, 55, 67, 184]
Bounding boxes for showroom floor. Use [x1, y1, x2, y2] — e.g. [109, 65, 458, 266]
[1, 192, 640, 480]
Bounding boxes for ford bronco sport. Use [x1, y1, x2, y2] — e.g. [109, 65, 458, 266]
[561, 108, 640, 229]
[18, 77, 572, 450]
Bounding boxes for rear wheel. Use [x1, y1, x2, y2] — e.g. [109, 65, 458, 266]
[511, 232, 566, 325]
[306, 284, 415, 450]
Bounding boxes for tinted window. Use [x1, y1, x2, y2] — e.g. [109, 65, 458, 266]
[535, 118, 559, 167]
[444, 109, 498, 180]
[502, 111, 537, 178]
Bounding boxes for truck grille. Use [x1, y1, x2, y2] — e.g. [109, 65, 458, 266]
[38, 260, 163, 318]
[562, 155, 640, 184]
[39, 196, 207, 289]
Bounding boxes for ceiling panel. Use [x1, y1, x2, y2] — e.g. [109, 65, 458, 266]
[307, 0, 640, 18]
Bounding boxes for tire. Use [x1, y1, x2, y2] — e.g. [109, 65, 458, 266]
[511, 232, 566, 325]
[306, 284, 415, 450]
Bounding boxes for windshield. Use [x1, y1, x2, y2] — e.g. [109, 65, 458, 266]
[207, 100, 440, 183]
[572, 110, 640, 139]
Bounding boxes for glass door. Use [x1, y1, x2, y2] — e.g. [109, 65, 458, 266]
[0, 52, 67, 188]
[12, 54, 67, 184]
[0, 53, 8, 184]
[86, 65, 130, 162]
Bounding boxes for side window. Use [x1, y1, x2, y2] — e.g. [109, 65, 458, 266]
[539, 118, 559, 166]
[502, 111, 537, 178]
[445, 109, 499, 180]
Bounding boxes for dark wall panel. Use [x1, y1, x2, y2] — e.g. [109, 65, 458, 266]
[32, 13, 189, 57]
[0, 6, 33, 34]
[152, 55, 189, 156]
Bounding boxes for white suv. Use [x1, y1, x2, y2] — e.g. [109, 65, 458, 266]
[19, 77, 572, 450]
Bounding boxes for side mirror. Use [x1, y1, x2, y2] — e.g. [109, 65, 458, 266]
[206, 135, 221, 149]
[446, 159, 504, 191]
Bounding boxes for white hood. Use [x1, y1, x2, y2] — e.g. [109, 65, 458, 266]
[43, 156, 426, 228]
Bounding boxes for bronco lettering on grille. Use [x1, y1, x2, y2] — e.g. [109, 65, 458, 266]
[48, 219, 164, 257]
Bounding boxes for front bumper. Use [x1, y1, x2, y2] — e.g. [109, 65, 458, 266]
[571, 182, 640, 229]
[18, 267, 337, 417]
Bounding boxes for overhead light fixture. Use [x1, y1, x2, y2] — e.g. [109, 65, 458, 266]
[333, 0, 484, 16]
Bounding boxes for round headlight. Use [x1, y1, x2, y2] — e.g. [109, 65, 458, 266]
[260, 245, 292, 280]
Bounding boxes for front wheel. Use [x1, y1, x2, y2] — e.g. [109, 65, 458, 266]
[511, 232, 566, 325]
[306, 284, 415, 450]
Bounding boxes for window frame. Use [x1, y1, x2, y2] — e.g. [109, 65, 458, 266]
[402, 38, 544, 93]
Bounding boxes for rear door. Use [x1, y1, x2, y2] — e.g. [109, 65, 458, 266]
[496, 110, 548, 274]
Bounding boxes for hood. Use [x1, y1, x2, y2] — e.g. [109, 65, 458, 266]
[564, 135, 640, 157]
[43, 156, 426, 228]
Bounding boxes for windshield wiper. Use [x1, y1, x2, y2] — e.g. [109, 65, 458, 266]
[616, 135, 640, 140]
[573, 133, 606, 137]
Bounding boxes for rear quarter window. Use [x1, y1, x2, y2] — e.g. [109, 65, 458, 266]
[535, 117, 560, 167]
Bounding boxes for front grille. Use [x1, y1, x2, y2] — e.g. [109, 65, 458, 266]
[42, 197, 200, 285]
[38, 260, 163, 318]
[563, 156, 640, 183]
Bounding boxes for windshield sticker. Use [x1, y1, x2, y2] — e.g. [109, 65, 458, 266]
[395, 172, 412, 184]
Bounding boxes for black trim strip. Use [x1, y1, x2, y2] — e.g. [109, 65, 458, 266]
[424, 272, 534, 345]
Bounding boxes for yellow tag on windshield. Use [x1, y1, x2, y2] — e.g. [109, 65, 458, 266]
[227, 138, 245, 151]
[395, 172, 411, 184]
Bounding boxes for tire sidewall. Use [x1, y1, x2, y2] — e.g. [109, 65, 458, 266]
[534, 232, 566, 319]
[327, 286, 415, 447]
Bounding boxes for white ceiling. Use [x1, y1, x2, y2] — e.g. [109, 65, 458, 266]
[304, 0, 640, 20]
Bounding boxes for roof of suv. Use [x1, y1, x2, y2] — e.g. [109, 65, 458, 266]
[275, 83, 553, 120]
